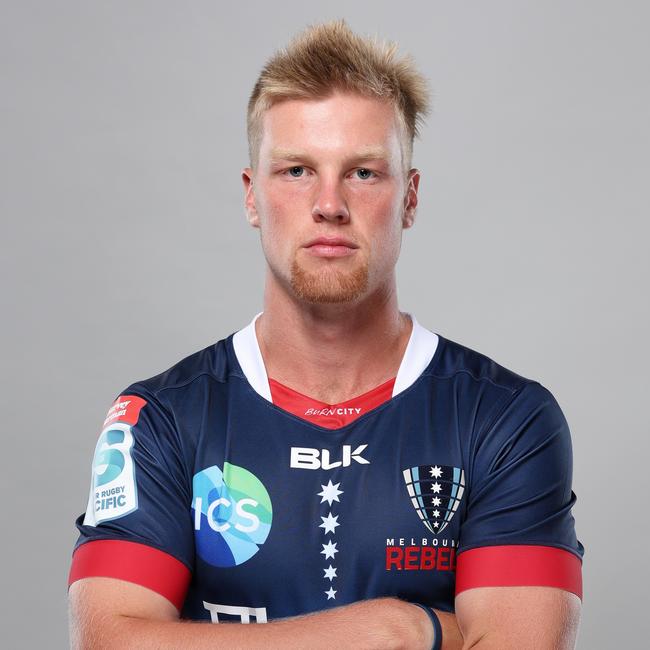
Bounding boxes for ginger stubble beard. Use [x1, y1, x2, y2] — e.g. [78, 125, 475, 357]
[289, 254, 369, 304]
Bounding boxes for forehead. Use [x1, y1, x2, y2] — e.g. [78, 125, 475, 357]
[258, 92, 403, 162]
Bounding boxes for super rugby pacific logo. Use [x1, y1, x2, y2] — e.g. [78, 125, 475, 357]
[403, 464, 465, 535]
[192, 463, 272, 568]
[83, 395, 146, 527]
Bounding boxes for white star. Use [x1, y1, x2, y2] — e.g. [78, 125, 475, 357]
[431, 496, 441, 506]
[321, 540, 338, 559]
[318, 480, 343, 506]
[323, 565, 337, 581]
[431, 482, 442, 494]
[325, 587, 337, 600]
[433, 509, 441, 518]
[319, 512, 340, 535]
[433, 521, 439, 528]
[429, 465, 443, 478]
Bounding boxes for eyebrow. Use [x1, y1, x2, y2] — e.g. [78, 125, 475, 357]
[269, 145, 391, 163]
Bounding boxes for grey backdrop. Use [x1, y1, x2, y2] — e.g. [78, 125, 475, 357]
[2, 1, 648, 647]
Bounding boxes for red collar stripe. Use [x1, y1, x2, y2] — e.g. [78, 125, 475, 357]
[268, 377, 396, 429]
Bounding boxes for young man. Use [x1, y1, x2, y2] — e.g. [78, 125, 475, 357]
[68, 20, 583, 649]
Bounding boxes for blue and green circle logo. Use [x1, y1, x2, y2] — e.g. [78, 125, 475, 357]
[192, 463, 272, 567]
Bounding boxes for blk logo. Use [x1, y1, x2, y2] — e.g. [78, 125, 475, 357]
[290, 444, 370, 470]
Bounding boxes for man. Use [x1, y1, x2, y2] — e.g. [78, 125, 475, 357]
[68, 20, 583, 649]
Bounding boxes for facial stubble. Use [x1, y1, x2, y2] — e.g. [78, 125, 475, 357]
[290, 255, 369, 304]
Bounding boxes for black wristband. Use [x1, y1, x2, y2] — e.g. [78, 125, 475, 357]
[412, 603, 442, 650]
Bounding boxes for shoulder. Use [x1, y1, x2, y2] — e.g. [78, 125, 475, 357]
[93, 335, 238, 472]
[101, 334, 241, 442]
[428, 333, 567, 440]
[432, 334, 532, 394]
[120, 335, 236, 405]
[432, 336, 572, 472]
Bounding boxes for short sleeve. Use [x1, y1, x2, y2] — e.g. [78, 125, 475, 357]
[68, 391, 193, 610]
[456, 382, 584, 600]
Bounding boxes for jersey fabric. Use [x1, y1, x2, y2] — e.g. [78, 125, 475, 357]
[69, 314, 584, 623]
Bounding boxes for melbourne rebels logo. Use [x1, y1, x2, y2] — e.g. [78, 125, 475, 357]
[402, 465, 465, 534]
[192, 463, 273, 568]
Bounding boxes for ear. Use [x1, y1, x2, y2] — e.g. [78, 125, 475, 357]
[242, 167, 260, 228]
[402, 168, 420, 229]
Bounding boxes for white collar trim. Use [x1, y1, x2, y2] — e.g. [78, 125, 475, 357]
[232, 312, 438, 403]
[232, 312, 271, 401]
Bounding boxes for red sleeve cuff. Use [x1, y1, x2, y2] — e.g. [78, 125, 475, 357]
[68, 539, 191, 610]
[455, 544, 583, 600]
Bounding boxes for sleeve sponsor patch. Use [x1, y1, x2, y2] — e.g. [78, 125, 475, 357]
[83, 395, 146, 527]
[103, 395, 147, 428]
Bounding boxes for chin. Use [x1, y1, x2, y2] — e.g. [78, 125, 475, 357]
[289, 259, 369, 304]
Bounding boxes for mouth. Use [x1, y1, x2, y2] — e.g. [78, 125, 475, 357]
[303, 236, 359, 259]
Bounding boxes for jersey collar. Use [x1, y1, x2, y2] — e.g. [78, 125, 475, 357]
[232, 312, 439, 403]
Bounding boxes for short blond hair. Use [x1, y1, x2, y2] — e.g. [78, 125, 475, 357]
[247, 19, 431, 173]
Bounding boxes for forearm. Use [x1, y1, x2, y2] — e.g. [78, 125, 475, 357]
[73, 596, 457, 650]
[435, 608, 465, 649]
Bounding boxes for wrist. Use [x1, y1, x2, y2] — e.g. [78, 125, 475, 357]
[411, 603, 442, 650]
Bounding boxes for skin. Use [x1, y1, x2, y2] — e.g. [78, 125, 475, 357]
[241, 90, 419, 403]
[69, 90, 582, 649]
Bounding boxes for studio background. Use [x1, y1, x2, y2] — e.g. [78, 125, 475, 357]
[2, 1, 648, 647]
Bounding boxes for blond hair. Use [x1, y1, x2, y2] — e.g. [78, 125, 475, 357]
[247, 19, 431, 173]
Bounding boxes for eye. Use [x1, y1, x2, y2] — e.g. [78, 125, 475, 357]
[355, 168, 376, 180]
[286, 166, 305, 178]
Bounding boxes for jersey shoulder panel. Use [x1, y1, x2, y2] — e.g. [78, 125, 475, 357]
[125, 336, 234, 401]
[428, 335, 541, 449]
[431, 334, 533, 394]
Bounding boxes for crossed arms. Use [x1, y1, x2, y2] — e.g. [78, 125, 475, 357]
[69, 577, 581, 649]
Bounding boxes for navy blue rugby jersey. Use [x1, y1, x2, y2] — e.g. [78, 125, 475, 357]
[69, 314, 584, 622]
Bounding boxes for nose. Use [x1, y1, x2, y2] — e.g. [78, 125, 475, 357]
[311, 176, 350, 224]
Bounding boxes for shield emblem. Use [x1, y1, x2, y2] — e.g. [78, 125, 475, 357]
[403, 464, 465, 535]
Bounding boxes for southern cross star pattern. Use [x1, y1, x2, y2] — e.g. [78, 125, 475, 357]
[403, 464, 466, 535]
[317, 480, 343, 600]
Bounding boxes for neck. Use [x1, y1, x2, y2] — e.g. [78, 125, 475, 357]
[255, 270, 412, 404]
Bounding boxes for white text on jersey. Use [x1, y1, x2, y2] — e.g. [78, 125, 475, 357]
[290, 444, 370, 470]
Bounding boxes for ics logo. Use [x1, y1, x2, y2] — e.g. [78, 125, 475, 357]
[192, 463, 272, 567]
